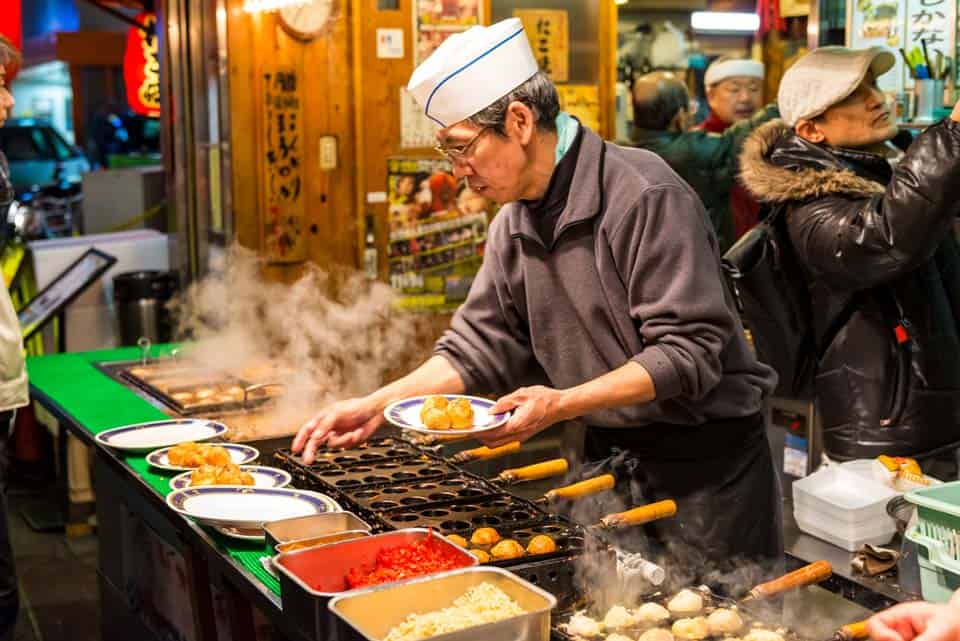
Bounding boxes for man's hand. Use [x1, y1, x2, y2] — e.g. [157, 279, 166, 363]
[479, 386, 570, 448]
[292, 397, 385, 463]
[951, 99, 960, 123]
[868, 598, 960, 641]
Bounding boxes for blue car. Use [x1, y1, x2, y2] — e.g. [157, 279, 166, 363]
[0, 119, 90, 192]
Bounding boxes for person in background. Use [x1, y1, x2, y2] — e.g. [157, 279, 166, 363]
[695, 57, 766, 244]
[0, 35, 30, 641]
[869, 590, 960, 641]
[294, 18, 781, 584]
[739, 46, 960, 466]
[631, 71, 778, 252]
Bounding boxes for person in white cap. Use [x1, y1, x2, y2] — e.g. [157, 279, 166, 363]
[699, 56, 765, 133]
[739, 46, 960, 466]
[294, 18, 782, 581]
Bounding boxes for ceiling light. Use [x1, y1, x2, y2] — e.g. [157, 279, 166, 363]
[690, 11, 760, 33]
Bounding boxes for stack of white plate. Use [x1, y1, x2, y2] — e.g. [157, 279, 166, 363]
[793, 464, 899, 551]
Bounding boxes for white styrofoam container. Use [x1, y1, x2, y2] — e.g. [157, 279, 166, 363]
[794, 510, 895, 551]
[793, 465, 898, 524]
[794, 501, 896, 540]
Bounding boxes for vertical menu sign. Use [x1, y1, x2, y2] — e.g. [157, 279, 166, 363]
[903, 0, 956, 87]
[262, 67, 306, 263]
[514, 9, 569, 83]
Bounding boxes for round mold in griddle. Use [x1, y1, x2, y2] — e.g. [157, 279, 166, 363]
[335, 479, 361, 488]
[472, 515, 502, 527]
[489, 500, 511, 508]
[451, 505, 479, 513]
[381, 487, 406, 494]
[333, 456, 358, 464]
[506, 510, 532, 522]
[440, 520, 471, 532]
[400, 459, 424, 467]
[359, 453, 380, 460]
[389, 513, 419, 523]
[385, 449, 408, 457]
[353, 490, 378, 499]
[362, 475, 391, 484]
[348, 467, 373, 473]
[400, 497, 428, 506]
[391, 472, 418, 481]
[428, 492, 458, 501]
[371, 500, 400, 510]
[421, 509, 450, 518]
[375, 463, 400, 470]
[412, 483, 438, 490]
[418, 467, 445, 476]
[540, 525, 565, 535]
[457, 488, 484, 498]
[322, 470, 346, 477]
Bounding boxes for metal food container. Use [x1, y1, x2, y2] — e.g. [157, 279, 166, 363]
[273, 528, 478, 641]
[275, 530, 369, 554]
[329, 566, 557, 641]
[263, 511, 371, 550]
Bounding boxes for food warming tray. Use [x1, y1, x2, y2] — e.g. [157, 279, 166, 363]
[273, 528, 478, 641]
[329, 566, 557, 641]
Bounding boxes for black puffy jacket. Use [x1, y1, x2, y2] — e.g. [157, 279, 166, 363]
[740, 118, 960, 460]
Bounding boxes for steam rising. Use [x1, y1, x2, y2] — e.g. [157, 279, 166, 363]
[170, 245, 436, 434]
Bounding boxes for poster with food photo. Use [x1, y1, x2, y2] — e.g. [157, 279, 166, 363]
[417, 0, 480, 27]
[387, 157, 494, 310]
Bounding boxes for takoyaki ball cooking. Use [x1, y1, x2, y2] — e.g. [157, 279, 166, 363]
[566, 614, 603, 638]
[470, 527, 501, 546]
[490, 539, 525, 560]
[526, 534, 557, 555]
[635, 602, 671, 626]
[605, 634, 633, 641]
[446, 534, 468, 548]
[603, 605, 635, 631]
[668, 589, 704, 617]
[639, 629, 675, 641]
[672, 617, 709, 641]
[421, 407, 452, 430]
[707, 609, 743, 636]
[744, 630, 785, 641]
[447, 398, 475, 428]
[470, 549, 490, 563]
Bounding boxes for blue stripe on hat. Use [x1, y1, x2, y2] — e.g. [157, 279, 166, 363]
[424, 27, 527, 127]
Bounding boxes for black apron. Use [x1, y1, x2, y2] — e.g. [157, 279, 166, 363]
[582, 413, 783, 593]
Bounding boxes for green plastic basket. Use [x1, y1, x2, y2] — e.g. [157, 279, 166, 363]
[905, 481, 960, 602]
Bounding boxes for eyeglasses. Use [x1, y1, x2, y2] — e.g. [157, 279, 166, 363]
[434, 127, 489, 163]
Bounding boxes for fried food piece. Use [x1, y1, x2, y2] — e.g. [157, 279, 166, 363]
[215, 463, 255, 485]
[603, 605, 636, 631]
[526, 534, 557, 555]
[201, 444, 233, 467]
[744, 630, 784, 641]
[667, 589, 704, 617]
[195, 387, 216, 400]
[639, 629, 675, 641]
[606, 634, 634, 641]
[470, 527, 501, 546]
[470, 549, 490, 563]
[190, 465, 220, 486]
[672, 618, 709, 641]
[490, 539, 525, 560]
[635, 603, 671, 626]
[566, 614, 603, 638]
[421, 407, 452, 430]
[168, 442, 203, 467]
[707, 609, 743, 636]
[447, 398, 475, 429]
[421, 396, 449, 413]
[446, 534, 469, 548]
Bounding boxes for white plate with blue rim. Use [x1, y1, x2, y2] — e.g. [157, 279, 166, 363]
[383, 395, 510, 435]
[166, 486, 340, 529]
[168, 465, 293, 491]
[95, 419, 229, 453]
[147, 443, 259, 472]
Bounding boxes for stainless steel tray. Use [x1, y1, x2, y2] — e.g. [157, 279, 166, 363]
[329, 566, 557, 641]
[263, 511, 371, 550]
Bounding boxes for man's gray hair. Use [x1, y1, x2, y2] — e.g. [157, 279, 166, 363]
[468, 71, 560, 134]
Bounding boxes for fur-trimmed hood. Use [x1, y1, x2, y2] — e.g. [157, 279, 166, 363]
[739, 119, 886, 204]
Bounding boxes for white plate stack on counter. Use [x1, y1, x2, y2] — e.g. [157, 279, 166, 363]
[793, 459, 939, 552]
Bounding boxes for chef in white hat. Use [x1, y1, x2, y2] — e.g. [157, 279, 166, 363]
[699, 56, 765, 133]
[294, 18, 782, 582]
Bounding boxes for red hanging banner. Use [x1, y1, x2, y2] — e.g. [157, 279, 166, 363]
[0, 0, 22, 81]
[123, 12, 160, 118]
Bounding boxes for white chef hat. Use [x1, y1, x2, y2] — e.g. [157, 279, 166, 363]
[704, 58, 764, 86]
[407, 18, 539, 128]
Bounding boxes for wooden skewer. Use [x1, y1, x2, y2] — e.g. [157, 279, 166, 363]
[744, 561, 833, 600]
[594, 499, 678, 529]
[537, 474, 616, 504]
[493, 458, 568, 484]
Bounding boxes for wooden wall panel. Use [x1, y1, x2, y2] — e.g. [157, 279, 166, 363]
[226, 0, 357, 282]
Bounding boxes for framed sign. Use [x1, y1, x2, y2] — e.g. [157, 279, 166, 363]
[514, 9, 570, 82]
[19, 248, 117, 341]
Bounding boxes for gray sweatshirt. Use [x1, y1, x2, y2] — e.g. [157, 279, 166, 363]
[435, 126, 777, 428]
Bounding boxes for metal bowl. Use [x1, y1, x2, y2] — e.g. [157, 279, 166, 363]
[887, 495, 915, 535]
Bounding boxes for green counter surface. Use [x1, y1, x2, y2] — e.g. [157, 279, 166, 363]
[26, 345, 282, 596]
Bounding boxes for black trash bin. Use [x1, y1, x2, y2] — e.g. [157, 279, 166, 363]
[113, 270, 179, 346]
